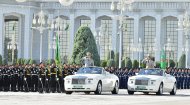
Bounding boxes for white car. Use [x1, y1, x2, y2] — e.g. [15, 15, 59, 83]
[64, 66, 119, 95]
[128, 68, 177, 95]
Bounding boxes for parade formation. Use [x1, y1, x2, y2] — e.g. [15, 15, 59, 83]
[0, 63, 190, 93]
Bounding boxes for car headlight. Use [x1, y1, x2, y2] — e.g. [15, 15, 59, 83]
[87, 78, 94, 84]
[150, 80, 156, 85]
[129, 79, 134, 84]
[65, 78, 71, 84]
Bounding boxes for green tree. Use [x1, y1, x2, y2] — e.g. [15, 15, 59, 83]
[133, 60, 139, 69]
[101, 60, 107, 67]
[178, 54, 186, 68]
[155, 61, 160, 68]
[114, 52, 119, 68]
[106, 50, 114, 61]
[121, 59, 125, 68]
[169, 59, 175, 68]
[125, 57, 132, 69]
[0, 55, 2, 65]
[69, 26, 100, 66]
[107, 59, 115, 67]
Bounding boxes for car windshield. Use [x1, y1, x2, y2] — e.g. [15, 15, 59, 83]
[138, 69, 163, 76]
[76, 67, 102, 74]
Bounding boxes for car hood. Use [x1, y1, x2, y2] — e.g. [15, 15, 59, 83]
[65, 74, 101, 79]
[129, 75, 162, 80]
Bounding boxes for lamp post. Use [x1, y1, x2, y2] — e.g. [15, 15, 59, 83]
[32, 4, 50, 63]
[110, 0, 134, 68]
[178, 11, 190, 68]
[164, 38, 172, 67]
[137, 38, 143, 68]
[7, 43, 17, 64]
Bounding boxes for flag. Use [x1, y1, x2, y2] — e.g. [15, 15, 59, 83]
[160, 49, 167, 69]
[55, 32, 61, 64]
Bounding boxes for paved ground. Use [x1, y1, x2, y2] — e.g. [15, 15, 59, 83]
[0, 89, 190, 105]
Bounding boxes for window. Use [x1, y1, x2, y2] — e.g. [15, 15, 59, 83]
[99, 19, 112, 60]
[4, 19, 19, 62]
[80, 19, 91, 27]
[123, 19, 134, 58]
[144, 19, 156, 57]
[165, 19, 178, 61]
[59, 19, 70, 63]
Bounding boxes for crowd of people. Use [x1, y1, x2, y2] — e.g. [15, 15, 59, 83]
[0, 63, 190, 93]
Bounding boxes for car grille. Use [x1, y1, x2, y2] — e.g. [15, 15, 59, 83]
[135, 80, 148, 85]
[72, 78, 85, 84]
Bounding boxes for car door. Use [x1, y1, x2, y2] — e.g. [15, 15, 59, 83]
[101, 70, 110, 91]
[163, 73, 171, 91]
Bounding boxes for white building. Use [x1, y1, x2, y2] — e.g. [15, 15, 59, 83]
[0, 0, 189, 66]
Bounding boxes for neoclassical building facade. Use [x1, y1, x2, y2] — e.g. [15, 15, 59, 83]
[0, 0, 190, 65]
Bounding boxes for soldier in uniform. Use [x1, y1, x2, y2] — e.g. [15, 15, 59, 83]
[187, 69, 190, 89]
[18, 65, 24, 92]
[177, 69, 181, 89]
[184, 69, 188, 89]
[24, 65, 31, 92]
[45, 64, 51, 93]
[50, 63, 57, 93]
[0, 66, 3, 91]
[56, 65, 62, 93]
[180, 69, 185, 89]
[61, 64, 69, 92]
[31, 64, 39, 92]
[38, 63, 46, 93]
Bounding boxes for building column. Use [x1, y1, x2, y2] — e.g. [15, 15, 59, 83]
[0, 12, 3, 57]
[133, 15, 139, 60]
[90, 10, 96, 35]
[155, 15, 161, 62]
[177, 15, 184, 61]
[23, 12, 32, 59]
[112, 19, 118, 52]
[69, 11, 75, 56]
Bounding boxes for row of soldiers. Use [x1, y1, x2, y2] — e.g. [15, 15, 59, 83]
[166, 67, 190, 89]
[0, 63, 80, 93]
[105, 67, 190, 90]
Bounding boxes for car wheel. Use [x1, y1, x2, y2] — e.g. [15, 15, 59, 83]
[156, 83, 163, 95]
[112, 81, 119, 94]
[170, 83, 177, 95]
[143, 92, 149, 95]
[128, 90, 134, 95]
[94, 82, 102, 95]
[65, 91, 73, 95]
[84, 92, 90, 94]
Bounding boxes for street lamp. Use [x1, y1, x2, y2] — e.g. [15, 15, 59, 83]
[110, 0, 134, 68]
[137, 38, 143, 68]
[32, 4, 50, 63]
[164, 38, 172, 67]
[7, 43, 17, 64]
[178, 11, 190, 68]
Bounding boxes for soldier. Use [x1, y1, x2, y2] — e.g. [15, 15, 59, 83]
[30, 64, 39, 92]
[0, 66, 3, 91]
[180, 69, 185, 89]
[24, 65, 31, 92]
[61, 64, 69, 92]
[38, 63, 46, 93]
[187, 69, 190, 89]
[50, 63, 57, 93]
[18, 65, 24, 92]
[56, 65, 62, 93]
[45, 64, 51, 93]
[184, 69, 188, 89]
[177, 69, 181, 89]
[12, 65, 19, 92]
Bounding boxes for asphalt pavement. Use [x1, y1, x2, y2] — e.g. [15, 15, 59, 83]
[0, 89, 189, 105]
